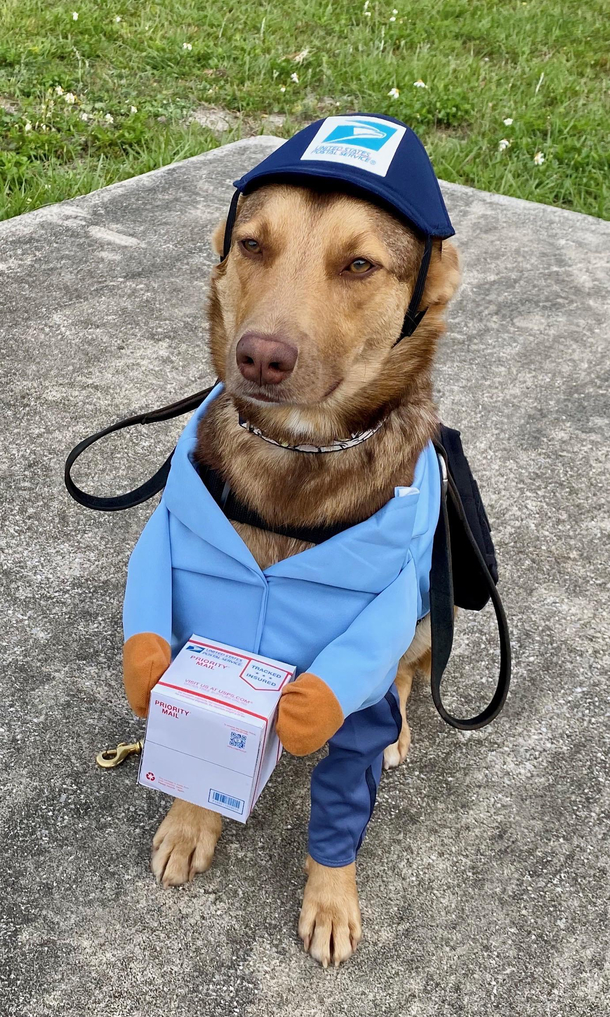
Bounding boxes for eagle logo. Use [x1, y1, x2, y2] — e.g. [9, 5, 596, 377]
[321, 118, 397, 150]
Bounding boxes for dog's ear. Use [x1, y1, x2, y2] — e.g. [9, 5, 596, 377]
[211, 218, 226, 258]
[422, 239, 460, 308]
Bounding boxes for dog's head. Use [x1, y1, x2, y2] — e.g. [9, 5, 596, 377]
[208, 184, 459, 439]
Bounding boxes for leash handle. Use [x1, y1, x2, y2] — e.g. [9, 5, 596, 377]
[64, 386, 213, 511]
[429, 447, 511, 730]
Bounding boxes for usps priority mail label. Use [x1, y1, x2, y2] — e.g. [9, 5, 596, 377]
[300, 115, 406, 177]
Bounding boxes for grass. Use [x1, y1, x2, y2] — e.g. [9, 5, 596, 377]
[0, 0, 608, 221]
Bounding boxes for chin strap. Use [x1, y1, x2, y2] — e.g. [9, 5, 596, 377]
[221, 189, 241, 261]
[392, 234, 434, 346]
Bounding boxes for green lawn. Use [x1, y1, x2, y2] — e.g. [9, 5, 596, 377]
[1, 0, 608, 221]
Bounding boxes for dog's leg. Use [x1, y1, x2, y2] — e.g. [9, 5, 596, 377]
[303, 691, 398, 963]
[151, 799, 222, 887]
[382, 658, 415, 769]
[383, 616, 432, 770]
[298, 856, 362, 967]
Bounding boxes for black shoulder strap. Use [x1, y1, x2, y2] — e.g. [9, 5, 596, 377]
[429, 447, 511, 729]
[64, 386, 214, 511]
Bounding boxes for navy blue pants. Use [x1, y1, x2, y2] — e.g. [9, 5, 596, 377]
[307, 685, 402, 867]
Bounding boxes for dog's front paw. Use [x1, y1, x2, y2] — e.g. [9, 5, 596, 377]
[298, 856, 362, 968]
[151, 799, 222, 887]
[383, 718, 411, 769]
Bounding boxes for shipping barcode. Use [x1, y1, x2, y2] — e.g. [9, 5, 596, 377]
[208, 789, 245, 814]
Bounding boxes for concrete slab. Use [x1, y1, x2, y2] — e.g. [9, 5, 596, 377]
[1, 137, 609, 1017]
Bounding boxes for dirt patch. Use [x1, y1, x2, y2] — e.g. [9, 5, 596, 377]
[430, 124, 471, 141]
[0, 97, 19, 114]
[187, 104, 286, 136]
[258, 113, 286, 131]
[188, 105, 236, 132]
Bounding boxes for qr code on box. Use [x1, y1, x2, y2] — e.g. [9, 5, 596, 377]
[229, 731, 247, 750]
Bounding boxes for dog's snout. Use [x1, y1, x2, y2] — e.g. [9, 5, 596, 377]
[236, 332, 298, 386]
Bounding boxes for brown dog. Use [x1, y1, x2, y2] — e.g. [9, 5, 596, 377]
[150, 183, 460, 966]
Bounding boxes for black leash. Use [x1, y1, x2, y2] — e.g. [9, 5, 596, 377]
[65, 390, 510, 730]
[64, 386, 214, 511]
[429, 445, 511, 730]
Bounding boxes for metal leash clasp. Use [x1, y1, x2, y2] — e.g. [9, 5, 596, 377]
[437, 451, 448, 494]
[96, 740, 143, 769]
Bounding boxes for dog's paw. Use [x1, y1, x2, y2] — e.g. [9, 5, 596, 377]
[383, 719, 411, 770]
[298, 857, 362, 968]
[151, 799, 222, 887]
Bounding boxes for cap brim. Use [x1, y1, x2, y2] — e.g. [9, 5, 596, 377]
[235, 163, 454, 239]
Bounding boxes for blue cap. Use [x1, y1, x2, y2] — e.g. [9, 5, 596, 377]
[234, 114, 454, 239]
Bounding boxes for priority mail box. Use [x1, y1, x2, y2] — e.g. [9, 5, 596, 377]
[138, 635, 296, 822]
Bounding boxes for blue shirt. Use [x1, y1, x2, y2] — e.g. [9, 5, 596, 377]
[123, 385, 441, 718]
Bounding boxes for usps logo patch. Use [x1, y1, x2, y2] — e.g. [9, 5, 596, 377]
[300, 115, 406, 177]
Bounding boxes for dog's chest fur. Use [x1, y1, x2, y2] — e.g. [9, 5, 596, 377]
[193, 392, 437, 572]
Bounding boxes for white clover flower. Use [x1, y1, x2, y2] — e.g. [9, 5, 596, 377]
[279, 85, 286, 92]
[413, 79, 427, 88]
[293, 48, 309, 63]
[24, 121, 32, 132]
[115, 15, 122, 22]
[389, 16, 396, 21]
[534, 151, 545, 165]
[104, 113, 114, 123]
[498, 138, 510, 151]
[392, 7, 398, 11]
[72, 11, 78, 20]
[388, 87, 400, 99]
[129, 105, 137, 113]
[55, 85, 64, 96]
[64, 92, 76, 104]
[80, 111, 89, 121]
[182, 42, 192, 50]
[290, 72, 299, 83]
[503, 117, 513, 126]
[364, 10, 371, 15]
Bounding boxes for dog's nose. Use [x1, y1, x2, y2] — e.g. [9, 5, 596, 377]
[236, 333, 298, 386]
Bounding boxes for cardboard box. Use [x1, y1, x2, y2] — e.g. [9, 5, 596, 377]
[138, 635, 296, 822]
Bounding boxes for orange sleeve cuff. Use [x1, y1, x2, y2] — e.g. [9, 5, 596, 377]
[123, 632, 171, 718]
[276, 672, 344, 756]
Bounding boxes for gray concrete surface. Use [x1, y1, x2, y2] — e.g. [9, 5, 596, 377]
[1, 137, 609, 1017]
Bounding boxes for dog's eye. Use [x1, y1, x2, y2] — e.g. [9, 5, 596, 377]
[241, 238, 261, 255]
[346, 258, 374, 275]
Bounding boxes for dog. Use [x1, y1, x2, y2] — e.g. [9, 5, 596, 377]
[146, 182, 460, 966]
